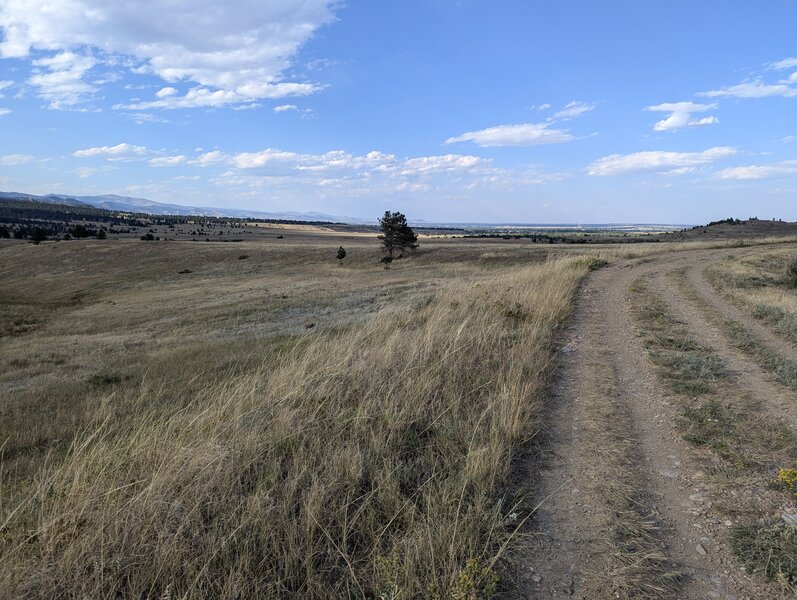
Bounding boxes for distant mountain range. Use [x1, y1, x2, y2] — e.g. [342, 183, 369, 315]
[0, 191, 363, 223]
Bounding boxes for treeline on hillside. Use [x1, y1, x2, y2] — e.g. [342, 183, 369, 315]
[463, 232, 662, 244]
[0, 199, 340, 241]
[689, 217, 761, 230]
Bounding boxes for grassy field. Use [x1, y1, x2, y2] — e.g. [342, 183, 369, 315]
[5, 232, 797, 598]
[0, 234, 594, 598]
[705, 248, 797, 344]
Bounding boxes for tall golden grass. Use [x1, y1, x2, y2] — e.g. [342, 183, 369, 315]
[1, 255, 590, 598]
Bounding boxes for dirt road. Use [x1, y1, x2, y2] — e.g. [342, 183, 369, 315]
[518, 247, 797, 599]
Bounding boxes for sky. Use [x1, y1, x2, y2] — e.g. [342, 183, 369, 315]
[1, 1, 796, 224]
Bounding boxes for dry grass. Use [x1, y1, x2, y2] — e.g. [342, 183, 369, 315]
[0, 237, 591, 598]
[705, 247, 797, 344]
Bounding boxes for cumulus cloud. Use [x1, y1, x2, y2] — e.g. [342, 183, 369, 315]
[0, 0, 340, 109]
[73, 142, 149, 158]
[273, 104, 298, 112]
[28, 51, 97, 108]
[186, 147, 487, 177]
[587, 146, 736, 176]
[716, 160, 797, 180]
[445, 122, 574, 147]
[155, 87, 178, 98]
[0, 153, 34, 165]
[645, 101, 719, 131]
[0, 107, 10, 116]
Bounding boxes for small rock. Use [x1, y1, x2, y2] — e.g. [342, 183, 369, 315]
[697, 543, 708, 556]
[560, 574, 574, 595]
[532, 575, 541, 583]
[782, 513, 797, 527]
[660, 468, 678, 479]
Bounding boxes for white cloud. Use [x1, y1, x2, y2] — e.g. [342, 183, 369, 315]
[0, 80, 12, 90]
[73, 142, 149, 158]
[445, 122, 574, 147]
[155, 86, 178, 98]
[770, 57, 797, 70]
[118, 83, 321, 110]
[0, 1, 340, 109]
[716, 160, 797, 180]
[129, 112, 171, 125]
[190, 147, 486, 177]
[661, 166, 697, 176]
[698, 57, 797, 100]
[28, 51, 97, 108]
[0, 107, 10, 116]
[273, 104, 298, 112]
[587, 146, 736, 176]
[446, 101, 594, 147]
[180, 145, 496, 197]
[645, 101, 719, 131]
[191, 150, 226, 166]
[553, 101, 595, 120]
[400, 154, 483, 175]
[148, 155, 187, 167]
[76, 166, 96, 178]
[231, 149, 300, 169]
[0, 153, 34, 165]
[700, 80, 797, 99]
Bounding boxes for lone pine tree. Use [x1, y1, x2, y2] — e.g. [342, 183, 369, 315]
[378, 211, 418, 260]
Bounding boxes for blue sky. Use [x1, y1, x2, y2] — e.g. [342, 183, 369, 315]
[1, 1, 796, 223]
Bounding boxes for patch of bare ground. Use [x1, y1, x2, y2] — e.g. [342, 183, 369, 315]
[518, 269, 677, 599]
[523, 248, 797, 599]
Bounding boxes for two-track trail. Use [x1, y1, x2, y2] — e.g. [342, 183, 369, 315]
[515, 247, 797, 599]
